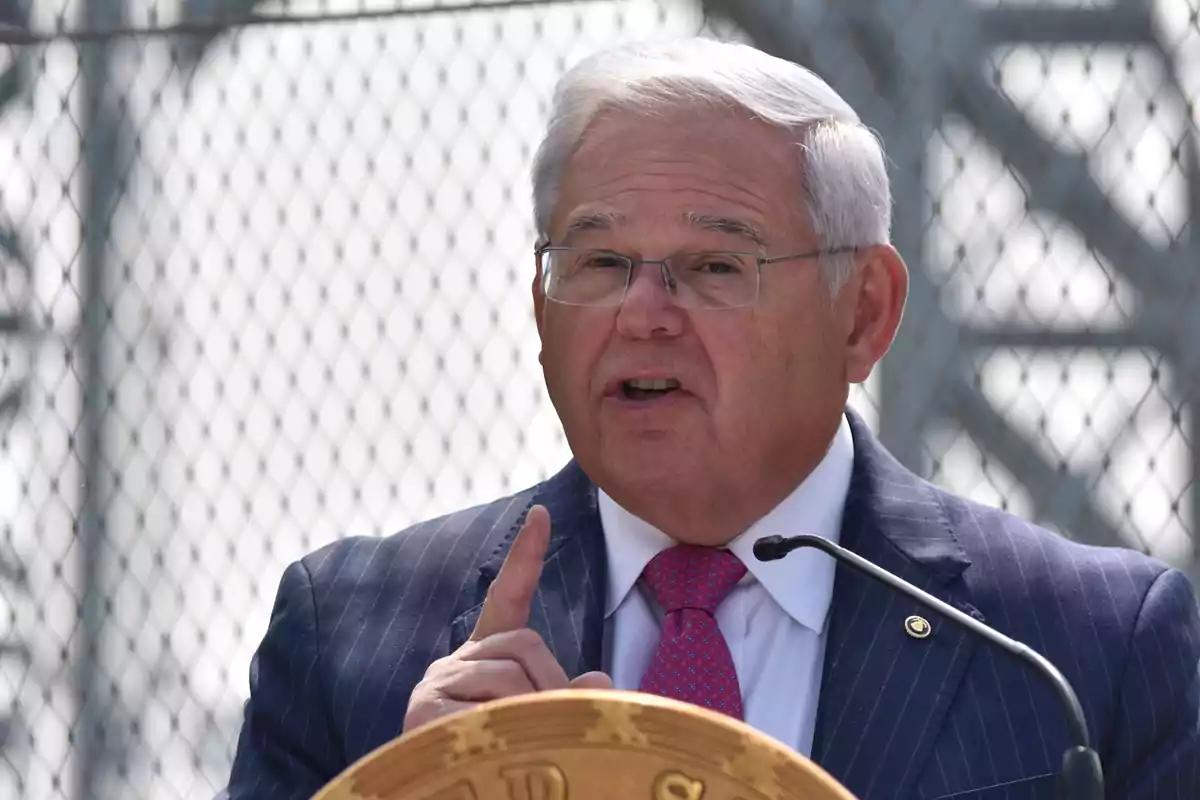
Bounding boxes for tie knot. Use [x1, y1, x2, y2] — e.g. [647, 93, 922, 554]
[641, 545, 747, 614]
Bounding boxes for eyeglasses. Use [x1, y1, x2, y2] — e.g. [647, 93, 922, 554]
[534, 245, 858, 309]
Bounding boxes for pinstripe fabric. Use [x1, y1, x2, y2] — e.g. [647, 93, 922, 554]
[222, 462, 606, 800]
[222, 410, 1200, 800]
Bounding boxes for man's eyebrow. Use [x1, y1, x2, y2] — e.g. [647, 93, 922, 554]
[682, 212, 767, 248]
[563, 211, 626, 238]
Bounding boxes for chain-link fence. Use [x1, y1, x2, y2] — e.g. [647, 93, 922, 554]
[2, 0, 1198, 797]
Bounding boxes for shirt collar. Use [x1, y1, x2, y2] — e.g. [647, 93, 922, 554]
[598, 413, 855, 634]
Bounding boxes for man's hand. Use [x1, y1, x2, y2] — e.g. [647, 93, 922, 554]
[403, 505, 613, 732]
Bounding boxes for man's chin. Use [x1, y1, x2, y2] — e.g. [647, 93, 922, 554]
[598, 435, 705, 480]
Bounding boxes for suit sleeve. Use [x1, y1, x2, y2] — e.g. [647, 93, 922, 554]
[1107, 567, 1200, 799]
[223, 559, 343, 799]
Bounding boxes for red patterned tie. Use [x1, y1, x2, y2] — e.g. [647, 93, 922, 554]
[638, 545, 747, 719]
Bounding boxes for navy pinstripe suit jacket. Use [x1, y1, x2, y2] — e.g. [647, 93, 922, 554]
[224, 411, 1200, 799]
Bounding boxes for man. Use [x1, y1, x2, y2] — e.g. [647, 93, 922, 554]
[223, 38, 1200, 799]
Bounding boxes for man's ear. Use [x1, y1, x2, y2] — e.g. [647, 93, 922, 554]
[532, 261, 547, 368]
[532, 267, 546, 338]
[844, 244, 908, 384]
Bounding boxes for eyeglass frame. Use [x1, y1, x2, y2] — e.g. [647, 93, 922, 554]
[533, 243, 860, 309]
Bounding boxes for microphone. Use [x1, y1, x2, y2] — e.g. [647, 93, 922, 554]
[753, 533, 1103, 800]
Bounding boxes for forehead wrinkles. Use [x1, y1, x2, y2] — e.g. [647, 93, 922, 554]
[562, 144, 795, 236]
[579, 128, 794, 183]
[581, 107, 796, 164]
[575, 172, 774, 222]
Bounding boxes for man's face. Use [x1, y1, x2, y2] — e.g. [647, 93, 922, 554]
[533, 108, 904, 542]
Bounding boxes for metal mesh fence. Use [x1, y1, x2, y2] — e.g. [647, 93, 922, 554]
[1, 0, 1198, 797]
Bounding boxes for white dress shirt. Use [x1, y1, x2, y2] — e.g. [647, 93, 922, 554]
[598, 414, 854, 754]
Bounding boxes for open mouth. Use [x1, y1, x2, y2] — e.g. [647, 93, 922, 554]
[620, 378, 682, 401]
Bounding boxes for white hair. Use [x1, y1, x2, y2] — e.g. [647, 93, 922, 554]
[530, 38, 893, 289]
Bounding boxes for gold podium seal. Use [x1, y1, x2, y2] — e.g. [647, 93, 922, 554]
[314, 689, 857, 799]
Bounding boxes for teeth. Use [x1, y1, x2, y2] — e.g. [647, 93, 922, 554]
[626, 378, 680, 391]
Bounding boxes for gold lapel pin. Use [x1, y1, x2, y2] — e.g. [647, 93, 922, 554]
[904, 615, 932, 639]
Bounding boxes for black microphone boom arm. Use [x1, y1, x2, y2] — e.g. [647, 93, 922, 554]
[753, 533, 1103, 800]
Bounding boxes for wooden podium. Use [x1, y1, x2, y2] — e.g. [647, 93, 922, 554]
[314, 689, 857, 799]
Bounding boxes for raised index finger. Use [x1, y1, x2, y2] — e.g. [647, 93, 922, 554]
[469, 504, 551, 641]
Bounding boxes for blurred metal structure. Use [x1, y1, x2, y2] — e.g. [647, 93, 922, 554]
[0, 0, 1197, 798]
[0, 0, 34, 781]
[703, 0, 1200, 579]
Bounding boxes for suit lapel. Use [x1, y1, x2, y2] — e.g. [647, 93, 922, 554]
[450, 462, 607, 678]
[813, 411, 982, 800]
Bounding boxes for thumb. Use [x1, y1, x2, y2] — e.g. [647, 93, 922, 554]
[568, 671, 614, 690]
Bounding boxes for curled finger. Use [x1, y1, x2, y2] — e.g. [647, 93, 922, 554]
[436, 657, 539, 702]
[458, 628, 569, 691]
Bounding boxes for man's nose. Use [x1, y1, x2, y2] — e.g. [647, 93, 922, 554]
[615, 262, 686, 339]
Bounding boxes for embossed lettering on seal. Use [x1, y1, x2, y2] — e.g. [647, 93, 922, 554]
[422, 779, 478, 799]
[653, 770, 705, 800]
[500, 762, 567, 800]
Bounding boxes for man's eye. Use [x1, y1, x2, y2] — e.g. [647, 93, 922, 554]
[691, 258, 743, 275]
[581, 254, 627, 269]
